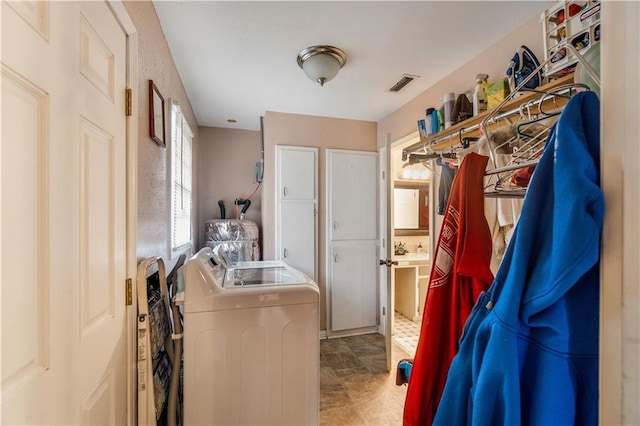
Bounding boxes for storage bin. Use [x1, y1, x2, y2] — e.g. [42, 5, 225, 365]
[541, 1, 601, 78]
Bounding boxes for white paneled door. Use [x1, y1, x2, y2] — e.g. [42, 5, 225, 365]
[327, 149, 378, 335]
[2, 2, 129, 424]
[275, 146, 318, 282]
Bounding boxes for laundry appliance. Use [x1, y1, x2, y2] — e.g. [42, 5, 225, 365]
[182, 247, 319, 425]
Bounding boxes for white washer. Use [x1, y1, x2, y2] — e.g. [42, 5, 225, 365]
[183, 247, 319, 425]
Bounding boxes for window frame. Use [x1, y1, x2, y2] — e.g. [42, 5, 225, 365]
[168, 100, 194, 259]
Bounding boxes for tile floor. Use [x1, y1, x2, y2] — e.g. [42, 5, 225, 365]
[319, 334, 412, 426]
[392, 312, 420, 356]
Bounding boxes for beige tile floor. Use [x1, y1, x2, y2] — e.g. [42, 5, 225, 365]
[319, 334, 412, 426]
[392, 312, 420, 356]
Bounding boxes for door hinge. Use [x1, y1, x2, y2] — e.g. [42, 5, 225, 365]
[314, 208, 318, 216]
[126, 278, 133, 306]
[125, 88, 133, 116]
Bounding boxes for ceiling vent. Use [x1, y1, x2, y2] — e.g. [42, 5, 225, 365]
[389, 74, 420, 92]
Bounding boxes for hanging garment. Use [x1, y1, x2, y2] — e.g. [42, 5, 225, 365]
[436, 158, 457, 215]
[403, 152, 494, 426]
[457, 126, 524, 273]
[433, 91, 602, 426]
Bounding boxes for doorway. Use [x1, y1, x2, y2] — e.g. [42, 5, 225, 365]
[389, 135, 433, 356]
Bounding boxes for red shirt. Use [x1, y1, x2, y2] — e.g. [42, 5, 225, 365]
[403, 152, 494, 426]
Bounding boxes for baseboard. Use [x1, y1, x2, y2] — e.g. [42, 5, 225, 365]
[319, 330, 328, 340]
[324, 326, 379, 339]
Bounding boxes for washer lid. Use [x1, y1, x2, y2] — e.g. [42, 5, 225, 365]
[223, 263, 301, 287]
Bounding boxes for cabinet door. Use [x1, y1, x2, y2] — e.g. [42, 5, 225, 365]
[277, 147, 316, 200]
[330, 243, 377, 331]
[278, 201, 316, 281]
[328, 150, 377, 240]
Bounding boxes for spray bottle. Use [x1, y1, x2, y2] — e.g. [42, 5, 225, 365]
[472, 73, 490, 116]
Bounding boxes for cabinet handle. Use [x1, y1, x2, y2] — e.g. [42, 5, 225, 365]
[334, 253, 340, 263]
[333, 221, 338, 230]
[283, 248, 288, 258]
[283, 186, 288, 197]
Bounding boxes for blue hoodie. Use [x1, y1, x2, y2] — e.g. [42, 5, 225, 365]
[434, 91, 603, 426]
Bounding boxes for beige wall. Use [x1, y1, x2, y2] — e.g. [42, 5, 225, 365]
[124, 1, 199, 270]
[197, 127, 262, 250]
[262, 112, 377, 331]
[377, 14, 544, 148]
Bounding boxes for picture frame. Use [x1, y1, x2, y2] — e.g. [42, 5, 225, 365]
[149, 80, 166, 147]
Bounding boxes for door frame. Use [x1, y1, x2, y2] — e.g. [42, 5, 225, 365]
[105, 2, 138, 425]
[379, 137, 392, 371]
[381, 131, 427, 369]
[326, 148, 379, 337]
[599, 2, 640, 424]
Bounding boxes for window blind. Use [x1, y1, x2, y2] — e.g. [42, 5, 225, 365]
[171, 103, 193, 251]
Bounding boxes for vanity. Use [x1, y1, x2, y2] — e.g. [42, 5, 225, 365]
[393, 252, 430, 321]
[392, 170, 431, 322]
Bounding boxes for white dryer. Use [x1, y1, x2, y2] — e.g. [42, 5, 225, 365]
[182, 247, 319, 425]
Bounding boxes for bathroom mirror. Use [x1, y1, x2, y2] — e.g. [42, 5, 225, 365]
[394, 183, 429, 236]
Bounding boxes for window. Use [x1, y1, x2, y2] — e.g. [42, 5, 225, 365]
[170, 102, 193, 253]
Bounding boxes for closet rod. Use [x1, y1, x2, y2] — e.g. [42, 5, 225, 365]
[485, 159, 539, 176]
[405, 86, 574, 157]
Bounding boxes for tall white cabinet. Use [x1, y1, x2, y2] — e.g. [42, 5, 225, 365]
[275, 146, 318, 281]
[327, 149, 378, 334]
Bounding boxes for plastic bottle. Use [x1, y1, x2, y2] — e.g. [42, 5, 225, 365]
[437, 107, 445, 132]
[472, 73, 490, 116]
[425, 108, 436, 137]
[442, 92, 456, 129]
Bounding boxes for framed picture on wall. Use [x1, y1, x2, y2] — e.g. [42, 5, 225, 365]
[149, 80, 166, 147]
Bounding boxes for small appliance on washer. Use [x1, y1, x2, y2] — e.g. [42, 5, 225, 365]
[182, 247, 319, 425]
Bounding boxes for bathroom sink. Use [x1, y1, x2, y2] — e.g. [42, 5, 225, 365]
[394, 252, 429, 263]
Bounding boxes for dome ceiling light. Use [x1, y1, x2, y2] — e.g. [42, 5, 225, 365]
[297, 45, 347, 87]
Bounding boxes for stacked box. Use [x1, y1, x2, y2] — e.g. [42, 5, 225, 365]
[487, 78, 511, 110]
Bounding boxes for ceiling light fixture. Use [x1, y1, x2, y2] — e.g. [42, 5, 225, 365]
[297, 45, 347, 87]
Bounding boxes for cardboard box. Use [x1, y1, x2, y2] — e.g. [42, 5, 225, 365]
[487, 78, 511, 110]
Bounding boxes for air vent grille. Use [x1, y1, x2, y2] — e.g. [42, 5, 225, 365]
[389, 74, 420, 92]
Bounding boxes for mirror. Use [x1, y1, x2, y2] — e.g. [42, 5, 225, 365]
[394, 184, 429, 235]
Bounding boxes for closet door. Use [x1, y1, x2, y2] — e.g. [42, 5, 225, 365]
[277, 147, 316, 200]
[278, 201, 316, 280]
[275, 146, 318, 281]
[328, 150, 377, 241]
[330, 243, 378, 331]
[327, 149, 378, 334]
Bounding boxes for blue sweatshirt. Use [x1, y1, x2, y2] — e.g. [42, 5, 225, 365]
[434, 91, 602, 426]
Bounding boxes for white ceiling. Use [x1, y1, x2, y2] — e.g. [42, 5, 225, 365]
[153, 1, 551, 131]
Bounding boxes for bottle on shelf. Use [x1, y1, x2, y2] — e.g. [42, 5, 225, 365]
[442, 92, 456, 129]
[472, 73, 490, 116]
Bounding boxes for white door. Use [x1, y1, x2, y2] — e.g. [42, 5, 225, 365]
[275, 146, 318, 281]
[279, 201, 317, 280]
[328, 150, 377, 241]
[326, 149, 378, 335]
[379, 140, 394, 371]
[277, 147, 316, 200]
[2, 2, 129, 424]
[330, 243, 378, 331]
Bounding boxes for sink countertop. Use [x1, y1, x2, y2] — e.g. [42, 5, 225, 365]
[393, 252, 429, 265]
